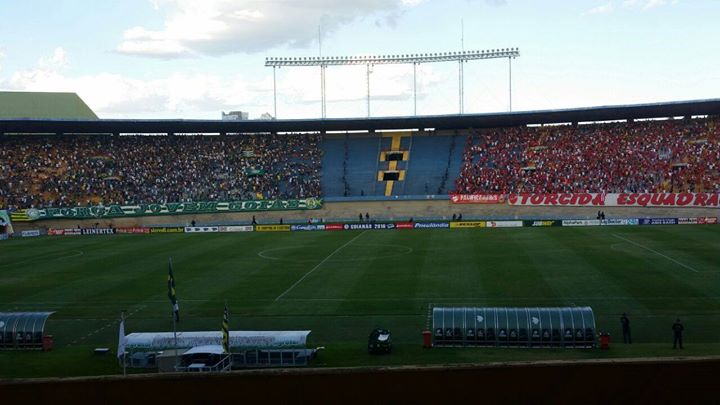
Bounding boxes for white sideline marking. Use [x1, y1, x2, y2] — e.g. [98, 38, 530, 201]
[274, 231, 367, 302]
[612, 234, 699, 273]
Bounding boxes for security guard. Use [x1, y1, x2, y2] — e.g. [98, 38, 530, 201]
[672, 319, 684, 349]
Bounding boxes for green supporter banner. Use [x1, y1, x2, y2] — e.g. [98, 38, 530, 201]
[23, 198, 323, 221]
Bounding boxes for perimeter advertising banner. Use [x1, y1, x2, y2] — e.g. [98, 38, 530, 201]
[507, 193, 720, 208]
[290, 224, 325, 231]
[449, 221, 486, 229]
[450, 194, 505, 204]
[486, 221, 524, 228]
[22, 198, 323, 221]
[255, 225, 291, 232]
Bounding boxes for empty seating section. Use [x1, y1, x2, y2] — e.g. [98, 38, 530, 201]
[403, 134, 462, 195]
[320, 137, 347, 197]
[322, 135, 382, 197]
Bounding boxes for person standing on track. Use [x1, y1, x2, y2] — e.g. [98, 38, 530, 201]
[620, 313, 631, 344]
[672, 319, 684, 349]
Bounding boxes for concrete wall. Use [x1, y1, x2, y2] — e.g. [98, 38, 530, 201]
[2, 357, 718, 403]
[11, 200, 719, 231]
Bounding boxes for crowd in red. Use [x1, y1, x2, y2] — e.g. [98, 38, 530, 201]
[0, 134, 322, 209]
[454, 117, 720, 194]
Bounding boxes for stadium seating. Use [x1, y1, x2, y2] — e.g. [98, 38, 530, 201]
[2, 117, 719, 209]
[454, 118, 720, 194]
[0, 134, 321, 208]
[403, 133, 463, 195]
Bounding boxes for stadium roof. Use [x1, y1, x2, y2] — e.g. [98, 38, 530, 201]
[0, 91, 98, 120]
[0, 98, 718, 135]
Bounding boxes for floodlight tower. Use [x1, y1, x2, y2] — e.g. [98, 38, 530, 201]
[265, 48, 520, 118]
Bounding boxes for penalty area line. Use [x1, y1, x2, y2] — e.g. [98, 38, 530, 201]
[274, 230, 367, 302]
[612, 234, 699, 273]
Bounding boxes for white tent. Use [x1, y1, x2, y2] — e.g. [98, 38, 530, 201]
[125, 330, 311, 350]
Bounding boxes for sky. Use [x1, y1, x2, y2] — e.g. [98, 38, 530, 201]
[0, 0, 718, 119]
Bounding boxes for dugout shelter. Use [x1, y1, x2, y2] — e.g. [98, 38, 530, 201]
[0, 312, 54, 350]
[432, 307, 596, 348]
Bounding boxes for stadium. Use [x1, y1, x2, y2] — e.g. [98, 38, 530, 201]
[2, 90, 719, 401]
[1, 2, 720, 401]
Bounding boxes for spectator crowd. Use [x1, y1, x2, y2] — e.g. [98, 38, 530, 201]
[0, 134, 322, 209]
[2, 117, 720, 210]
[455, 117, 720, 195]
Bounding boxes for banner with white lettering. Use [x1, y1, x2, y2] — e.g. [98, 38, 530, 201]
[507, 193, 720, 208]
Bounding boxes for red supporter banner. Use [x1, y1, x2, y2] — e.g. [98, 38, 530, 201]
[116, 227, 151, 234]
[325, 224, 344, 231]
[395, 222, 414, 229]
[507, 193, 720, 208]
[450, 194, 505, 204]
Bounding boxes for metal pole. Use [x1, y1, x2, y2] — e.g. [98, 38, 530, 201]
[413, 63, 417, 116]
[320, 65, 326, 119]
[459, 60, 464, 114]
[121, 310, 126, 377]
[366, 64, 371, 118]
[273, 66, 277, 119]
[170, 257, 178, 370]
[509, 57, 513, 112]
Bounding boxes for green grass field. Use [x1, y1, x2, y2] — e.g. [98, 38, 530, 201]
[1, 225, 719, 378]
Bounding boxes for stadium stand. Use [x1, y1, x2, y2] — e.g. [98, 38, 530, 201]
[0, 134, 321, 209]
[2, 114, 719, 210]
[454, 117, 720, 194]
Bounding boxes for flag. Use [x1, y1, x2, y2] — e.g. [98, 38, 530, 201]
[117, 316, 126, 361]
[222, 302, 230, 353]
[168, 259, 180, 322]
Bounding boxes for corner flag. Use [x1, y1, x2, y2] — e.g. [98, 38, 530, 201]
[222, 302, 230, 353]
[168, 259, 180, 322]
[117, 316, 126, 361]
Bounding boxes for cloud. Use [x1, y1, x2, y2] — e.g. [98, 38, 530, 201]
[585, 3, 614, 15]
[623, 0, 679, 9]
[116, 0, 423, 58]
[1, 48, 445, 119]
[39, 47, 70, 70]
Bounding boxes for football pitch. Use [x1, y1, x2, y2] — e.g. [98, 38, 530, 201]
[1, 225, 719, 378]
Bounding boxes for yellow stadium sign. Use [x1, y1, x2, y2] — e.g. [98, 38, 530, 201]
[255, 224, 291, 232]
[449, 221, 486, 229]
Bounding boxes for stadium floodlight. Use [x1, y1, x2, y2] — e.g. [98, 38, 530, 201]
[265, 47, 520, 118]
[265, 47, 518, 67]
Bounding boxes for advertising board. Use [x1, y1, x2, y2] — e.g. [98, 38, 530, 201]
[639, 218, 678, 225]
[486, 221, 523, 228]
[290, 224, 326, 231]
[255, 225, 291, 232]
[449, 221, 486, 229]
[116, 227, 151, 234]
[184, 226, 220, 233]
[414, 222, 450, 229]
[450, 194, 505, 204]
[219, 225, 254, 232]
[150, 227, 185, 233]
